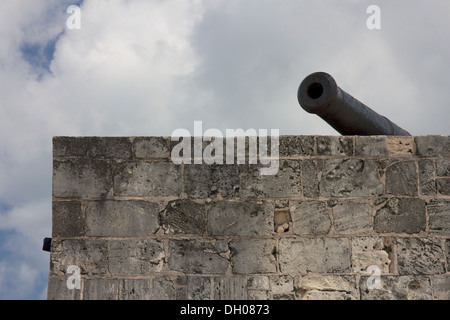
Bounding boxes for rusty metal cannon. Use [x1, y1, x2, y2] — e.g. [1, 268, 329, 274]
[297, 72, 411, 136]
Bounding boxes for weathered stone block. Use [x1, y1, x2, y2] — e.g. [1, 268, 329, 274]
[374, 198, 425, 234]
[108, 239, 164, 275]
[437, 178, 450, 195]
[84, 279, 118, 300]
[415, 135, 450, 157]
[351, 237, 390, 273]
[53, 159, 112, 198]
[385, 161, 417, 196]
[53, 137, 132, 158]
[396, 238, 445, 275]
[419, 160, 436, 195]
[152, 277, 176, 300]
[184, 164, 239, 198]
[241, 160, 302, 198]
[432, 275, 450, 300]
[85, 200, 160, 237]
[187, 277, 211, 300]
[332, 201, 372, 234]
[279, 136, 314, 157]
[355, 136, 387, 156]
[290, 201, 331, 235]
[279, 238, 350, 273]
[436, 159, 450, 176]
[159, 199, 206, 235]
[50, 239, 108, 276]
[296, 275, 357, 300]
[52, 201, 84, 237]
[168, 240, 229, 274]
[316, 136, 353, 156]
[359, 276, 432, 300]
[301, 159, 321, 198]
[119, 279, 152, 300]
[230, 239, 277, 274]
[247, 276, 270, 290]
[271, 275, 294, 294]
[320, 159, 383, 197]
[207, 201, 274, 236]
[427, 200, 450, 235]
[386, 136, 415, 156]
[214, 277, 247, 300]
[113, 161, 181, 196]
[133, 136, 170, 159]
[47, 278, 81, 300]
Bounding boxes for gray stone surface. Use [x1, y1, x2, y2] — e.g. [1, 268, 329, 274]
[85, 200, 160, 236]
[214, 277, 247, 300]
[108, 239, 164, 275]
[385, 161, 417, 196]
[301, 159, 321, 198]
[320, 159, 384, 197]
[47, 278, 81, 300]
[332, 201, 372, 234]
[168, 240, 229, 274]
[53, 159, 112, 198]
[374, 198, 426, 234]
[279, 238, 350, 273]
[53, 137, 132, 158]
[396, 237, 446, 275]
[184, 164, 240, 198]
[355, 136, 387, 156]
[432, 275, 450, 300]
[437, 178, 450, 195]
[113, 161, 181, 196]
[419, 160, 436, 195]
[84, 279, 118, 300]
[278, 136, 314, 157]
[290, 201, 331, 235]
[240, 160, 302, 198]
[351, 237, 390, 273]
[152, 277, 176, 300]
[133, 136, 170, 159]
[119, 279, 152, 300]
[51, 239, 108, 276]
[52, 201, 83, 237]
[415, 135, 450, 157]
[316, 136, 353, 156]
[207, 201, 274, 236]
[230, 239, 277, 274]
[187, 276, 211, 300]
[359, 276, 432, 300]
[296, 275, 357, 300]
[160, 199, 206, 235]
[427, 200, 450, 235]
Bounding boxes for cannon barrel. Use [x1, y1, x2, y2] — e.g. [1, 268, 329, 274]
[297, 72, 411, 136]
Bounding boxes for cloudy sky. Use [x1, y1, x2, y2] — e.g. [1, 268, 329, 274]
[0, 0, 449, 299]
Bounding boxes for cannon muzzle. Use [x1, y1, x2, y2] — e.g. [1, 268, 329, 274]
[297, 72, 411, 136]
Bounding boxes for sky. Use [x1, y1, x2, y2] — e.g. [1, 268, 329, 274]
[0, 0, 449, 300]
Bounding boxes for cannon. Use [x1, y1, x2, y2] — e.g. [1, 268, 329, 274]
[297, 72, 411, 136]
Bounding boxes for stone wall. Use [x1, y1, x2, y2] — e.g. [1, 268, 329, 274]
[47, 135, 450, 300]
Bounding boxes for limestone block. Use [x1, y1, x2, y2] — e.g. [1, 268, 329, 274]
[427, 200, 450, 235]
[168, 240, 229, 274]
[214, 277, 247, 300]
[240, 160, 302, 198]
[374, 198, 426, 234]
[415, 135, 450, 157]
[187, 277, 211, 300]
[159, 199, 206, 235]
[332, 201, 372, 234]
[86, 200, 160, 237]
[53, 159, 112, 198]
[320, 159, 384, 197]
[290, 201, 331, 235]
[133, 136, 170, 159]
[355, 136, 387, 156]
[432, 275, 450, 300]
[359, 276, 432, 300]
[152, 277, 176, 300]
[119, 279, 152, 300]
[113, 161, 181, 196]
[108, 239, 165, 275]
[270, 275, 294, 294]
[279, 238, 350, 273]
[396, 237, 445, 275]
[385, 161, 417, 196]
[351, 237, 390, 273]
[278, 136, 314, 157]
[52, 201, 84, 237]
[229, 239, 277, 274]
[47, 278, 81, 300]
[84, 279, 118, 300]
[296, 275, 357, 300]
[437, 178, 450, 195]
[301, 159, 321, 198]
[53, 137, 132, 159]
[207, 201, 274, 236]
[184, 164, 240, 198]
[419, 160, 436, 195]
[50, 239, 108, 276]
[316, 136, 353, 156]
